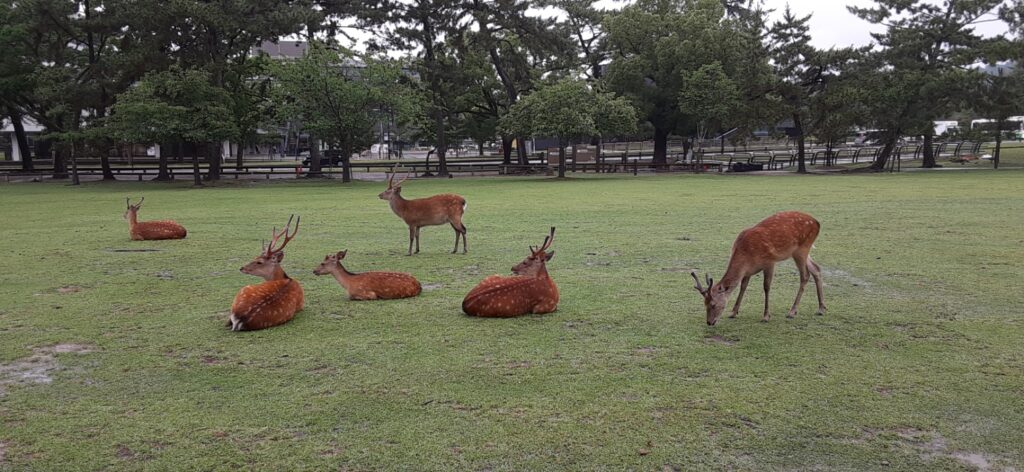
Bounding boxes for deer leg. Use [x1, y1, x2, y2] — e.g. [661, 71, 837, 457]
[414, 227, 421, 254]
[788, 254, 810, 318]
[807, 256, 827, 315]
[762, 265, 774, 322]
[451, 223, 460, 254]
[407, 226, 414, 256]
[730, 275, 752, 318]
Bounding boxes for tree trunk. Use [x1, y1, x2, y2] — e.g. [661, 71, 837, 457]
[191, 143, 203, 186]
[653, 127, 668, 166]
[93, 108, 115, 180]
[794, 113, 807, 173]
[921, 133, 937, 168]
[501, 136, 513, 165]
[993, 129, 1002, 170]
[70, 142, 80, 185]
[571, 142, 577, 173]
[154, 146, 171, 181]
[235, 140, 244, 171]
[870, 135, 898, 171]
[557, 143, 567, 178]
[434, 109, 449, 177]
[478, 142, 484, 156]
[51, 140, 68, 179]
[341, 143, 352, 183]
[307, 136, 322, 178]
[206, 142, 221, 180]
[515, 136, 528, 165]
[8, 107, 33, 171]
[176, 140, 184, 163]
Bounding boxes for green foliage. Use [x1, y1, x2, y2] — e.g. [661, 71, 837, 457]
[500, 79, 638, 144]
[105, 67, 236, 145]
[271, 44, 420, 155]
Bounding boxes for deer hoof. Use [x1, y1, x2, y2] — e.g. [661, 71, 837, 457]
[786, 312, 797, 319]
[816, 307, 827, 316]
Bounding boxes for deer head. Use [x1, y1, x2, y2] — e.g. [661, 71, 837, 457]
[123, 197, 143, 220]
[241, 215, 300, 280]
[692, 271, 729, 326]
[512, 227, 555, 276]
[313, 250, 348, 276]
[378, 166, 409, 201]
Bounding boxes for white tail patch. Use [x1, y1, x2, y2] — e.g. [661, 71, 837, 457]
[463, 202, 467, 212]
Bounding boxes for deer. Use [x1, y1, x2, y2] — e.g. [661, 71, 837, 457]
[378, 168, 467, 256]
[228, 215, 304, 331]
[692, 211, 826, 326]
[313, 250, 422, 300]
[123, 197, 187, 240]
[463, 227, 558, 318]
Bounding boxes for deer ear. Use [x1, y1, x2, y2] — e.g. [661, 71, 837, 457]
[544, 251, 554, 261]
[337, 250, 347, 260]
[271, 252, 285, 263]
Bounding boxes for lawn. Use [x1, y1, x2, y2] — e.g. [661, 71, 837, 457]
[1, 170, 1022, 471]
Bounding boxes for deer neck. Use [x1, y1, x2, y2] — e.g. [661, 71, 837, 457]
[127, 212, 139, 227]
[717, 257, 749, 295]
[329, 264, 356, 289]
[388, 193, 408, 214]
[265, 265, 289, 281]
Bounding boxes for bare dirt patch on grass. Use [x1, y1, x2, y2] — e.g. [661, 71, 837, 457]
[0, 344, 97, 396]
[56, 285, 82, 294]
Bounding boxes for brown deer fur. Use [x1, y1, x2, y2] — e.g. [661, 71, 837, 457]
[123, 197, 186, 240]
[313, 250, 422, 300]
[692, 211, 826, 326]
[229, 216, 304, 331]
[463, 227, 558, 318]
[378, 169, 467, 255]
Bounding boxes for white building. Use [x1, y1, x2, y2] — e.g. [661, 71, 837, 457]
[1, 116, 44, 162]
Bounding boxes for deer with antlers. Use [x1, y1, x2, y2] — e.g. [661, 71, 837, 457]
[379, 168, 467, 255]
[463, 227, 558, 318]
[692, 211, 826, 326]
[313, 250, 422, 300]
[229, 215, 304, 331]
[123, 197, 187, 240]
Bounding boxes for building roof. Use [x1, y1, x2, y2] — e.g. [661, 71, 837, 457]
[253, 40, 309, 59]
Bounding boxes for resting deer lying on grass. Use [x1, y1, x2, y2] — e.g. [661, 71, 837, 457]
[692, 211, 826, 326]
[229, 216, 304, 331]
[313, 250, 422, 300]
[378, 168, 467, 255]
[463, 227, 558, 318]
[123, 197, 187, 240]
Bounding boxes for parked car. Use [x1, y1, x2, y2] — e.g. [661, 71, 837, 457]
[302, 150, 345, 167]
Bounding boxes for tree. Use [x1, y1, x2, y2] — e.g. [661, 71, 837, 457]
[0, 2, 38, 171]
[769, 9, 864, 172]
[272, 44, 419, 182]
[500, 79, 638, 178]
[850, 0, 1008, 170]
[976, 65, 1024, 169]
[105, 67, 236, 185]
[604, 0, 764, 166]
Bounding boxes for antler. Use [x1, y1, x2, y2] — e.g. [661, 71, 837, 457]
[691, 271, 714, 294]
[532, 227, 556, 254]
[127, 197, 144, 209]
[265, 215, 300, 256]
[394, 168, 410, 187]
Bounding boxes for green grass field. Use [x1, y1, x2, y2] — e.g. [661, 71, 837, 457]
[1, 170, 1022, 470]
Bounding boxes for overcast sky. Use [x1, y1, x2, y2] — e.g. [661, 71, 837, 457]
[761, 0, 1010, 49]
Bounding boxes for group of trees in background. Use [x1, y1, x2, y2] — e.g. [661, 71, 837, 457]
[1, 0, 1023, 183]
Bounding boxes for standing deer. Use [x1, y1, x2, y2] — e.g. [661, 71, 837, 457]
[463, 227, 558, 318]
[123, 197, 187, 240]
[313, 250, 422, 300]
[378, 169, 467, 255]
[692, 211, 826, 326]
[229, 215, 304, 331]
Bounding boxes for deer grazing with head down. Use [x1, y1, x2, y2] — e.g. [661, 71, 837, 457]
[463, 227, 558, 318]
[378, 168, 467, 255]
[692, 211, 826, 326]
[229, 215, 304, 331]
[313, 250, 422, 300]
[123, 197, 187, 240]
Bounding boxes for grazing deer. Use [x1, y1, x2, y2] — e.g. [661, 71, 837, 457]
[463, 227, 558, 318]
[692, 211, 826, 326]
[229, 215, 304, 331]
[123, 197, 187, 240]
[378, 168, 467, 255]
[313, 250, 422, 300]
